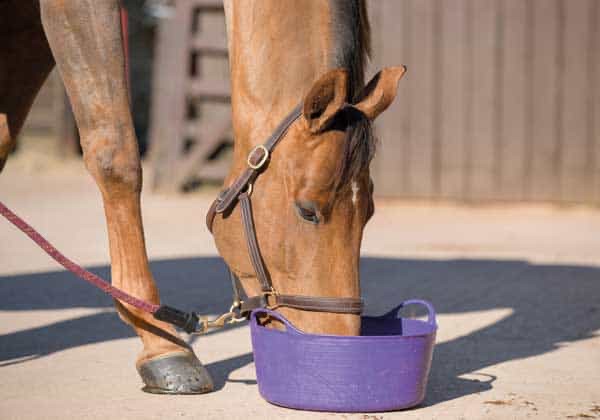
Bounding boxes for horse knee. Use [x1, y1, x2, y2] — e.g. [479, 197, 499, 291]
[82, 127, 141, 193]
[0, 115, 15, 172]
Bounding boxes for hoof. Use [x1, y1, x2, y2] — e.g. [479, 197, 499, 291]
[138, 352, 214, 395]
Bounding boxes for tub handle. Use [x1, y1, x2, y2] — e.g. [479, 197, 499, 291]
[250, 308, 303, 335]
[382, 299, 437, 326]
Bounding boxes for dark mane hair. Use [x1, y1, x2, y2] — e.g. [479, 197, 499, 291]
[329, 107, 376, 192]
[330, 0, 371, 100]
[330, 1, 376, 191]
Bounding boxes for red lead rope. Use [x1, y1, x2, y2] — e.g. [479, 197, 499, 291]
[0, 200, 159, 314]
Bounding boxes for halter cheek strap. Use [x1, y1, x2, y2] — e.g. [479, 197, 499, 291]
[206, 104, 364, 317]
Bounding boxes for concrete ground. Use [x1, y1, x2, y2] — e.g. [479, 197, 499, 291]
[1, 150, 599, 419]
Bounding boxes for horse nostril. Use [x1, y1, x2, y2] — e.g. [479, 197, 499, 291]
[294, 201, 321, 225]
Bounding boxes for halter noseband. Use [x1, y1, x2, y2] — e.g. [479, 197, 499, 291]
[206, 103, 364, 317]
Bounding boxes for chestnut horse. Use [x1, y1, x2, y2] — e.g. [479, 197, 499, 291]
[0, 0, 404, 394]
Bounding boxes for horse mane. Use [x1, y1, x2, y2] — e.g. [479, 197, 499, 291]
[330, 0, 376, 191]
[330, 0, 371, 100]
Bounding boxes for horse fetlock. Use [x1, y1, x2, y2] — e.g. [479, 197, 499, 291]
[115, 301, 189, 355]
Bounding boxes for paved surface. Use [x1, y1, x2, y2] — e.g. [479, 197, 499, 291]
[1, 151, 599, 419]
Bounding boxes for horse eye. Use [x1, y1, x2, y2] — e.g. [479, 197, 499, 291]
[295, 202, 320, 224]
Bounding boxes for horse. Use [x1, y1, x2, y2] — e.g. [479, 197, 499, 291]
[0, 0, 405, 394]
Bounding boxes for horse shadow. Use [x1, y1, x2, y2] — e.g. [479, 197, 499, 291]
[1, 256, 599, 405]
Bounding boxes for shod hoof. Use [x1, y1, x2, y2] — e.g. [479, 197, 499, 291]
[138, 352, 214, 395]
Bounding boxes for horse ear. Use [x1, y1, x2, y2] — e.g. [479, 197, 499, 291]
[303, 68, 349, 133]
[354, 66, 407, 120]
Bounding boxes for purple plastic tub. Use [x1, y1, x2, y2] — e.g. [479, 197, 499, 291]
[250, 300, 437, 412]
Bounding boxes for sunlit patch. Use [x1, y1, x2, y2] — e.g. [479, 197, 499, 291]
[435, 307, 514, 344]
[0, 354, 40, 367]
[0, 307, 115, 336]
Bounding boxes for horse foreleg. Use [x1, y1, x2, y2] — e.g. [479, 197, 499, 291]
[0, 2, 54, 172]
[39, 0, 213, 394]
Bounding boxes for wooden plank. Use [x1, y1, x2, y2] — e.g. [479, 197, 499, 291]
[405, 0, 435, 198]
[184, 118, 230, 139]
[370, 0, 412, 197]
[188, 79, 230, 98]
[529, 0, 560, 201]
[561, 0, 592, 202]
[498, 0, 528, 200]
[193, 0, 223, 9]
[191, 36, 228, 52]
[174, 115, 231, 186]
[438, 0, 467, 199]
[430, 0, 443, 196]
[461, 0, 475, 200]
[196, 159, 230, 181]
[466, 0, 497, 200]
[147, 0, 195, 191]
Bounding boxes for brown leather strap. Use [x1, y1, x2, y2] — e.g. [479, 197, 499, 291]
[274, 295, 363, 313]
[240, 294, 363, 315]
[205, 195, 219, 233]
[239, 192, 271, 292]
[215, 104, 303, 215]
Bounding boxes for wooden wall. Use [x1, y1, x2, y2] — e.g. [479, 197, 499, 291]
[368, 0, 600, 204]
[22, 1, 599, 204]
[148, 0, 232, 192]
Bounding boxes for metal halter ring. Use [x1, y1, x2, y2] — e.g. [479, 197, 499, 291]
[262, 287, 279, 309]
[247, 145, 269, 170]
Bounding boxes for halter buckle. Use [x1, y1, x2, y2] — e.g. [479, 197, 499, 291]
[262, 288, 279, 309]
[247, 145, 269, 170]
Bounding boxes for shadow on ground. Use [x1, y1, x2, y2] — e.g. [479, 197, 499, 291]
[1, 257, 599, 404]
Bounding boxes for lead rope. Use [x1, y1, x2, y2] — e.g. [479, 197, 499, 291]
[0, 200, 239, 334]
[0, 201, 160, 314]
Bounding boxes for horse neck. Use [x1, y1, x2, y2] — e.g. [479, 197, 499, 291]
[223, 0, 366, 167]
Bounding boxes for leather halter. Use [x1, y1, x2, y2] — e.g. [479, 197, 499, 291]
[206, 104, 364, 317]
